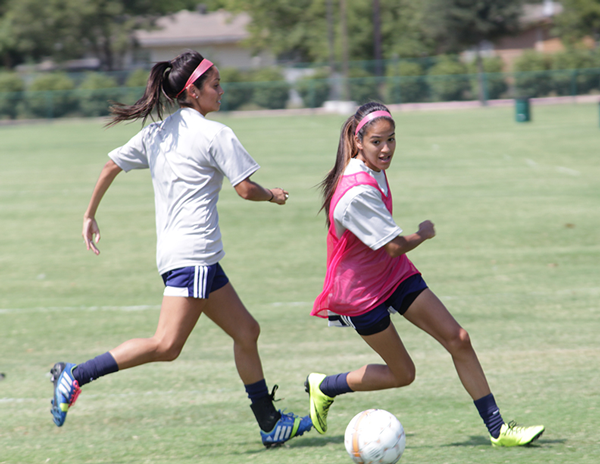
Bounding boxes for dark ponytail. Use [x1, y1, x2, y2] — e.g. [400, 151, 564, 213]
[107, 50, 213, 127]
[319, 101, 394, 224]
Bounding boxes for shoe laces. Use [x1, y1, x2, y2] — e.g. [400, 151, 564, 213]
[269, 384, 282, 403]
[504, 420, 526, 434]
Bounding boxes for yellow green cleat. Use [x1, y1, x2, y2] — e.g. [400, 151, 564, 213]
[491, 421, 545, 447]
[304, 373, 334, 434]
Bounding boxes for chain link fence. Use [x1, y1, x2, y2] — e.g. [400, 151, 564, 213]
[2, 65, 600, 120]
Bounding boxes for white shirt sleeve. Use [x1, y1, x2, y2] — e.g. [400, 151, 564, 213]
[208, 126, 260, 186]
[107, 129, 150, 172]
[334, 185, 402, 250]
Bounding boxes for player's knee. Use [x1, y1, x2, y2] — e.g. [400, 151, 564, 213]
[447, 327, 472, 356]
[392, 362, 416, 388]
[235, 318, 260, 348]
[154, 339, 184, 362]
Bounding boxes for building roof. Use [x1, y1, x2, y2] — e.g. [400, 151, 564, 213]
[135, 9, 250, 48]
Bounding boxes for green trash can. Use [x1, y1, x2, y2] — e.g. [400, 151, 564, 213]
[515, 97, 531, 122]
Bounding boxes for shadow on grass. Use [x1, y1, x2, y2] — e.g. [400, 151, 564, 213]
[234, 434, 345, 456]
[441, 436, 565, 448]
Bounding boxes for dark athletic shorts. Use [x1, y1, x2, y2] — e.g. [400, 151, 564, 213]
[328, 274, 428, 336]
[161, 263, 229, 299]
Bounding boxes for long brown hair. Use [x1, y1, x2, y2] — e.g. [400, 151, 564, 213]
[319, 102, 394, 224]
[106, 50, 213, 127]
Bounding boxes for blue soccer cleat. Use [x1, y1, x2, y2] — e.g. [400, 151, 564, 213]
[50, 362, 81, 427]
[260, 410, 313, 448]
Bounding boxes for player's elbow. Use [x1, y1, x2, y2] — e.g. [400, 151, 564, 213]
[384, 242, 406, 258]
[236, 188, 252, 200]
[234, 179, 255, 200]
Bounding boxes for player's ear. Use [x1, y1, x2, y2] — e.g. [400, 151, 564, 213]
[354, 134, 363, 151]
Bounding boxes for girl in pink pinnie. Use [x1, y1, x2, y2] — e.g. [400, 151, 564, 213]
[305, 101, 544, 447]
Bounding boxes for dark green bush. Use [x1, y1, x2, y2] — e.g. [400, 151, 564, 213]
[0, 72, 25, 119]
[385, 61, 427, 103]
[427, 56, 470, 101]
[126, 69, 149, 88]
[468, 56, 508, 100]
[26, 73, 77, 118]
[347, 68, 381, 104]
[250, 68, 290, 109]
[513, 50, 552, 97]
[549, 50, 598, 96]
[219, 68, 254, 111]
[296, 68, 331, 108]
[78, 73, 120, 117]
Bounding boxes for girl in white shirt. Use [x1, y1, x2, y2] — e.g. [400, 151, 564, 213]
[49, 50, 311, 447]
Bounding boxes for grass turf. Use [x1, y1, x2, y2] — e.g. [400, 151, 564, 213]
[0, 103, 598, 463]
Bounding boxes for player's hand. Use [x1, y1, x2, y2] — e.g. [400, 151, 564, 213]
[83, 216, 101, 255]
[417, 220, 436, 240]
[269, 187, 290, 205]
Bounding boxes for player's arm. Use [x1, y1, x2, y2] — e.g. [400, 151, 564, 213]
[234, 177, 289, 205]
[82, 159, 123, 255]
[383, 220, 436, 258]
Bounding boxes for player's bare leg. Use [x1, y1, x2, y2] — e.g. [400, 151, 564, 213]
[110, 296, 205, 370]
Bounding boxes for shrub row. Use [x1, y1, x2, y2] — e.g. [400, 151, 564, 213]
[0, 70, 149, 120]
[2, 49, 600, 119]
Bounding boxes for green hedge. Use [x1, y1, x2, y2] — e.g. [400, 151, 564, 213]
[78, 73, 120, 117]
[219, 68, 254, 111]
[468, 56, 508, 100]
[0, 73, 25, 119]
[25, 73, 77, 118]
[296, 68, 331, 108]
[385, 61, 428, 103]
[427, 56, 470, 101]
[251, 68, 290, 109]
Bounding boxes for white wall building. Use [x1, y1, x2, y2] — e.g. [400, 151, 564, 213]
[133, 9, 274, 70]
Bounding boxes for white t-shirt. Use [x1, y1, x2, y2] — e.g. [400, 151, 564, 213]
[333, 158, 402, 250]
[109, 107, 260, 274]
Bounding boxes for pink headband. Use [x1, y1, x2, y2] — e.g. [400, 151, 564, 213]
[355, 110, 393, 135]
[176, 59, 214, 97]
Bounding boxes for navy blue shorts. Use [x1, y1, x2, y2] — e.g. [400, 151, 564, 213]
[328, 274, 428, 336]
[161, 263, 229, 299]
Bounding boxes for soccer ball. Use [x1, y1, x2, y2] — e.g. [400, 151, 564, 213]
[344, 409, 406, 464]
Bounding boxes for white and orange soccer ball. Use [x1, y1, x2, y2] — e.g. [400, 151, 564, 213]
[344, 409, 406, 464]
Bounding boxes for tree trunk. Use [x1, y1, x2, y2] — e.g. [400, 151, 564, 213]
[476, 45, 487, 106]
[340, 0, 349, 101]
[373, 0, 382, 77]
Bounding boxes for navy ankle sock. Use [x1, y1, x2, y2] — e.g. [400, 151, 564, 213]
[319, 372, 352, 398]
[245, 379, 269, 402]
[73, 352, 119, 387]
[474, 393, 505, 438]
[245, 379, 280, 431]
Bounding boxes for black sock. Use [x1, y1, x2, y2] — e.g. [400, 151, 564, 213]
[72, 352, 119, 387]
[474, 393, 504, 438]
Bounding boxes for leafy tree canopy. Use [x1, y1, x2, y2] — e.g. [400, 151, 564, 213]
[0, 0, 199, 69]
[555, 0, 600, 45]
[425, 0, 523, 52]
[221, 0, 436, 63]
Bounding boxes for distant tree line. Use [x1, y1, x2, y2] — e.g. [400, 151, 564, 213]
[1, 1, 599, 73]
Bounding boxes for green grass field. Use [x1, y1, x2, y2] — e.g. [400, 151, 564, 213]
[1, 103, 599, 464]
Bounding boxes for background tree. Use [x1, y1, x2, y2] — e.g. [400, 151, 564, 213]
[554, 0, 600, 46]
[425, 0, 523, 104]
[222, 0, 436, 64]
[0, 0, 199, 70]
